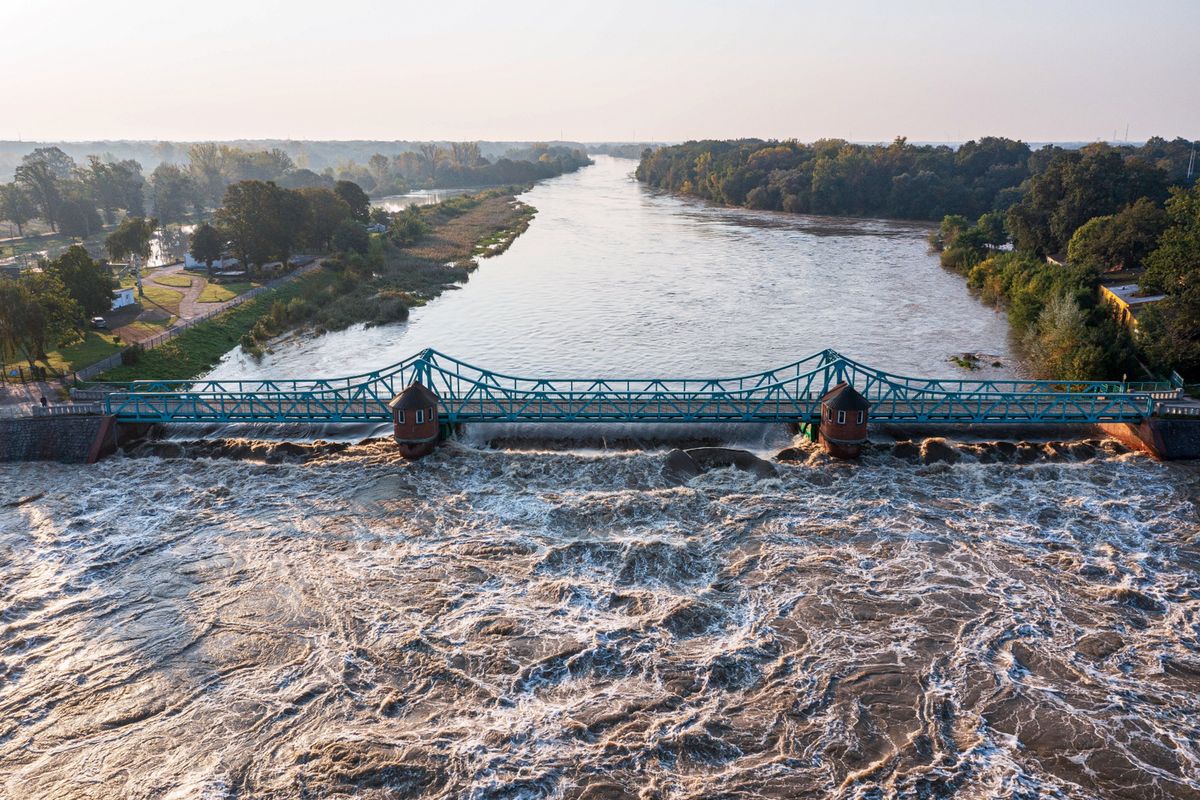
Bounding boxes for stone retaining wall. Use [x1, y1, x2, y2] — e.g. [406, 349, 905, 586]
[0, 415, 117, 464]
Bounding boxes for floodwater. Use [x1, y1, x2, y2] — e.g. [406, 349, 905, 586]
[2, 439, 1198, 798]
[208, 156, 1015, 380]
[2, 158, 1198, 800]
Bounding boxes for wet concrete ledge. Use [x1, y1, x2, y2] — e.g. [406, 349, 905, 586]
[0, 415, 119, 464]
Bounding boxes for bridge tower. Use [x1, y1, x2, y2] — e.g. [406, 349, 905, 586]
[819, 382, 870, 459]
[388, 381, 440, 459]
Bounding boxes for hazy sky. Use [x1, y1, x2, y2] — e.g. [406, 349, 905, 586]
[3, 0, 1197, 142]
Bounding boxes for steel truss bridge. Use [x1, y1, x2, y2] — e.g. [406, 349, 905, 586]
[97, 349, 1173, 426]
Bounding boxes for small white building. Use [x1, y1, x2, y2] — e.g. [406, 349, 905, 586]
[111, 287, 137, 310]
[184, 253, 240, 271]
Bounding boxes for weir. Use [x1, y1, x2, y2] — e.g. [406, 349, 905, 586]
[99, 348, 1169, 425]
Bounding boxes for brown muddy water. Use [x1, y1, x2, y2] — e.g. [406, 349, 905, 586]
[2, 437, 1198, 799]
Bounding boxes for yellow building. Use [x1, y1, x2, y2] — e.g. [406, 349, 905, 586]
[1100, 283, 1165, 331]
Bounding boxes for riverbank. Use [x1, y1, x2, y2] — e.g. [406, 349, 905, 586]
[97, 190, 535, 382]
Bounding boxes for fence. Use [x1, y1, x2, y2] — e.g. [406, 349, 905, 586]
[31, 403, 102, 417]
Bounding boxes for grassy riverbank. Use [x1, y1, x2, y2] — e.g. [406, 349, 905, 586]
[97, 190, 535, 382]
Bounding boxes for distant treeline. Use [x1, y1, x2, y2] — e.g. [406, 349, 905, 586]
[0, 140, 599, 183]
[636, 137, 1198, 223]
[336, 144, 592, 196]
[0, 143, 591, 239]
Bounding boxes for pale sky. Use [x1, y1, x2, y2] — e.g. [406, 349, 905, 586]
[3, 0, 1197, 143]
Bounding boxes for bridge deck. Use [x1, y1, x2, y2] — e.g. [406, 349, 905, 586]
[98, 349, 1164, 425]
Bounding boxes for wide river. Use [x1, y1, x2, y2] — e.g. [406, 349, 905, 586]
[1, 158, 1197, 800]
[206, 156, 1016, 379]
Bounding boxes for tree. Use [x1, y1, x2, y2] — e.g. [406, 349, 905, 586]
[1067, 198, 1167, 273]
[48, 245, 114, 317]
[332, 219, 369, 255]
[418, 143, 443, 184]
[1006, 146, 1169, 255]
[0, 183, 36, 236]
[1138, 283, 1200, 378]
[297, 187, 353, 251]
[1141, 186, 1200, 294]
[368, 153, 391, 186]
[0, 272, 82, 369]
[1023, 293, 1106, 379]
[334, 180, 371, 222]
[215, 181, 307, 271]
[15, 160, 63, 232]
[1137, 185, 1200, 376]
[23, 146, 76, 180]
[149, 163, 202, 224]
[106, 216, 157, 262]
[85, 156, 145, 224]
[58, 194, 102, 240]
[189, 222, 224, 276]
[389, 206, 428, 245]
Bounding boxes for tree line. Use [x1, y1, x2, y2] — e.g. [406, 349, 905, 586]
[928, 142, 1198, 379]
[636, 136, 1197, 223]
[1, 143, 592, 242]
[330, 144, 592, 195]
[639, 137, 1199, 381]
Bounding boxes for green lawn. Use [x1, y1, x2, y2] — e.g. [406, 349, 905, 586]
[152, 273, 193, 288]
[139, 284, 183, 313]
[198, 281, 255, 303]
[125, 318, 176, 335]
[3, 331, 124, 377]
[99, 271, 332, 382]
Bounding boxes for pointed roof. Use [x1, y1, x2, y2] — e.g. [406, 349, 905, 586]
[388, 381, 439, 411]
[820, 382, 870, 411]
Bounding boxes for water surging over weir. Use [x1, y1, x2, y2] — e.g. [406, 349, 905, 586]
[1, 438, 1198, 799]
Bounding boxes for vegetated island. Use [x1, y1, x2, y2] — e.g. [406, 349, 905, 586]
[96, 189, 534, 382]
[637, 137, 1200, 382]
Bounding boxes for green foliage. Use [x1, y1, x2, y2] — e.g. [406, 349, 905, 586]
[1066, 198, 1167, 273]
[0, 183, 37, 236]
[388, 206, 430, 245]
[1006, 144, 1168, 255]
[332, 219, 369, 255]
[1023, 294, 1107, 379]
[216, 180, 308, 270]
[0, 271, 83, 368]
[298, 187, 353, 250]
[150, 163, 202, 224]
[189, 222, 224, 271]
[84, 156, 145, 224]
[1137, 185, 1200, 377]
[105, 216, 158, 262]
[334, 180, 371, 222]
[1141, 185, 1200, 294]
[48, 245, 115, 317]
[638, 136, 1032, 221]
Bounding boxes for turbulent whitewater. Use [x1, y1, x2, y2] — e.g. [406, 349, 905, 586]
[2, 438, 1198, 799]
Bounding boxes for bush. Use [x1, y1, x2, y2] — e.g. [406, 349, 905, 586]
[120, 343, 142, 366]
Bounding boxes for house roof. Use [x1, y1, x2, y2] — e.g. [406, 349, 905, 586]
[388, 381, 439, 411]
[1102, 283, 1165, 307]
[821, 382, 871, 411]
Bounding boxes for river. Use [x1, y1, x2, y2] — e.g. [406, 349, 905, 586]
[206, 156, 1015, 379]
[1, 159, 1198, 800]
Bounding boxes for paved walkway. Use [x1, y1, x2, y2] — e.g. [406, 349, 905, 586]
[0, 380, 56, 417]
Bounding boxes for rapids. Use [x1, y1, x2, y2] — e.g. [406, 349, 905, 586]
[2, 438, 1198, 799]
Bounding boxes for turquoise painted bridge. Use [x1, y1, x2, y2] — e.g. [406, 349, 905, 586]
[98, 349, 1174, 425]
